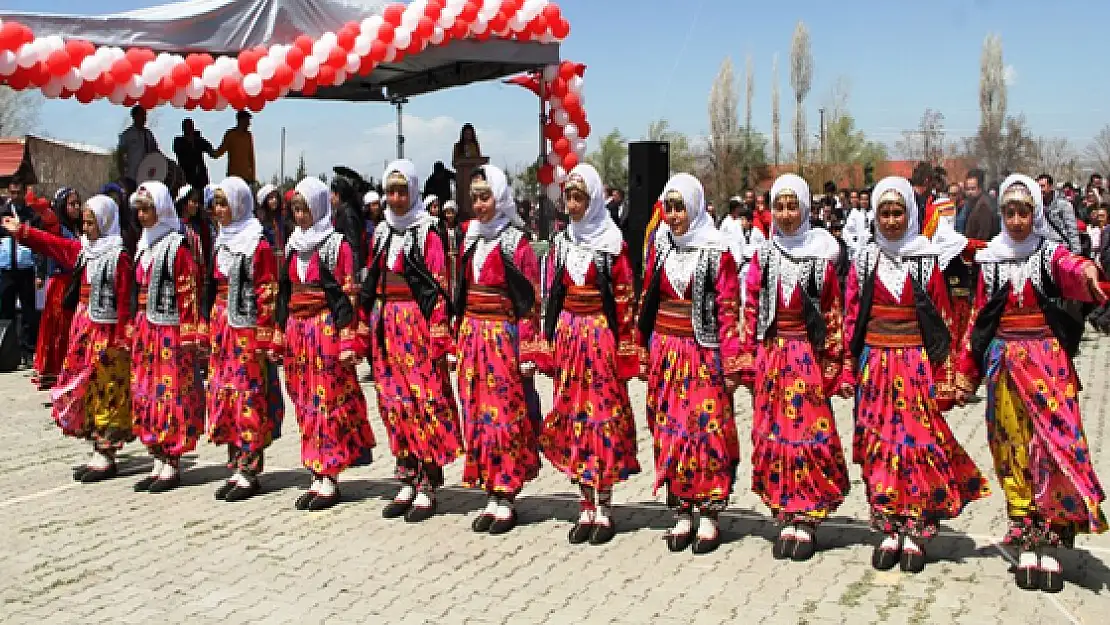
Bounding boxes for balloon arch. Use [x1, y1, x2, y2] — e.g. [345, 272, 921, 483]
[0, 0, 589, 200]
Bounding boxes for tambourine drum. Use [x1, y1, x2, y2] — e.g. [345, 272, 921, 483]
[136, 152, 186, 191]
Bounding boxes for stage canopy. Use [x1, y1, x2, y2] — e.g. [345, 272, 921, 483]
[0, 0, 562, 101]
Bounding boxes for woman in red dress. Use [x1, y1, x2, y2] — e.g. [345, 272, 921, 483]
[454, 165, 543, 535]
[363, 159, 462, 523]
[130, 181, 206, 493]
[956, 174, 1107, 592]
[33, 186, 82, 390]
[538, 163, 640, 545]
[2, 195, 133, 481]
[841, 176, 989, 573]
[639, 173, 742, 554]
[279, 177, 375, 511]
[740, 174, 851, 561]
[206, 176, 285, 502]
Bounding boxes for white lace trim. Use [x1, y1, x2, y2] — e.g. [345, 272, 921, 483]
[996, 257, 1040, 307]
[564, 242, 594, 286]
[386, 234, 406, 269]
[778, 254, 803, 304]
[876, 254, 909, 301]
[664, 248, 699, 297]
[472, 238, 499, 283]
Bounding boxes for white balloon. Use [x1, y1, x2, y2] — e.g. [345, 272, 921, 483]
[568, 75, 583, 94]
[563, 123, 578, 142]
[546, 184, 561, 203]
[394, 30, 411, 49]
[553, 108, 570, 126]
[0, 51, 16, 76]
[345, 53, 360, 73]
[471, 18, 489, 35]
[509, 15, 526, 32]
[539, 32, 556, 44]
[43, 35, 65, 52]
[430, 27, 445, 45]
[554, 166, 567, 184]
[63, 69, 82, 91]
[302, 56, 320, 79]
[243, 74, 263, 96]
[171, 90, 187, 107]
[186, 77, 204, 99]
[437, 12, 454, 29]
[546, 152, 561, 167]
[126, 76, 145, 98]
[78, 57, 99, 81]
[333, 69, 347, 85]
[521, 0, 543, 21]
[320, 32, 338, 49]
[202, 65, 221, 89]
[361, 16, 384, 36]
[16, 44, 39, 69]
[353, 35, 371, 57]
[401, 12, 420, 32]
[141, 63, 162, 87]
[383, 46, 397, 63]
[256, 57, 276, 80]
[575, 139, 588, 157]
[291, 73, 306, 91]
[109, 85, 127, 104]
[42, 78, 64, 98]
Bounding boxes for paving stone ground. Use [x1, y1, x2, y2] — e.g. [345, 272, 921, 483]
[2, 336, 1109, 624]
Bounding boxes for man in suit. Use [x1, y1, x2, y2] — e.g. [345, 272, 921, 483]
[0, 175, 46, 367]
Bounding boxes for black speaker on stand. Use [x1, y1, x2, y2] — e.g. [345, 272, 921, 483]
[625, 141, 670, 294]
[0, 318, 21, 373]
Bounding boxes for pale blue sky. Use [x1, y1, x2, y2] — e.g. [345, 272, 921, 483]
[7, 0, 1108, 182]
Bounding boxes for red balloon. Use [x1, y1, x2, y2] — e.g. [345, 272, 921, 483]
[157, 77, 176, 100]
[171, 63, 192, 87]
[60, 88, 75, 100]
[489, 13, 508, 34]
[416, 17, 435, 40]
[449, 22, 469, 40]
[562, 91, 580, 111]
[551, 18, 570, 39]
[46, 50, 71, 77]
[285, 47, 305, 70]
[29, 63, 50, 87]
[125, 48, 147, 67]
[185, 53, 205, 76]
[238, 50, 259, 75]
[528, 16, 548, 36]
[0, 23, 22, 52]
[559, 61, 576, 81]
[543, 5, 561, 21]
[383, 3, 406, 26]
[273, 63, 294, 86]
[6, 71, 29, 90]
[579, 120, 591, 139]
[369, 40, 388, 62]
[248, 95, 265, 112]
[475, 30, 490, 42]
[199, 90, 217, 110]
[337, 27, 357, 52]
[76, 83, 96, 103]
[327, 46, 346, 69]
[110, 59, 133, 83]
[263, 84, 280, 101]
[378, 23, 395, 44]
[295, 35, 315, 55]
[185, 99, 198, 111]
[301, 79, 318, 96]
[550, 78, 567, 98]
[64, 40, 90, 64]
[553, 137, 570, 156]
[538, 164, 554, 186]
[317, 64, 336, 86]
[424, 0, 443, 20]
[543, 122, 561, 141]
[358, 56, 375, 77]
[460, 1, 480, 22]
[219, 75, 239, 99]
[504, 0, 524, 12]
[562, 152, 579, 170]
[139, 91, 158, 110]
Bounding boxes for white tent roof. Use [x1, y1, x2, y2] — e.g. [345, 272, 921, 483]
[0, 0, 560, 101]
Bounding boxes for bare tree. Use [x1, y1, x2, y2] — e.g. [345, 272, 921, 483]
[789, 22, 814, 169]
[0, 87, 42, 137]
[977, 33, 1007, 182]
[1085, 125, 1110, 178]
[744, 54, 755, 138]
[707, 57, 741, 207]
[1034, 137, 1079, 184]
[896, 108, 947, 163]
[771, 53, 781, 167]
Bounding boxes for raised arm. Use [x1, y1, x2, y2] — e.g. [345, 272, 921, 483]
[15, 222, 83, 270]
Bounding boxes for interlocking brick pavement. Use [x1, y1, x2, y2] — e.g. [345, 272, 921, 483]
[2, 337, 1109, 624]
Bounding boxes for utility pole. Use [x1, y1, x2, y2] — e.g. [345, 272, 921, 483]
[818, 107, 826, 163]
[390, 95, 409, 159]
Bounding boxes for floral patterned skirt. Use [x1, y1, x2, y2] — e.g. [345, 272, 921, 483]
[51, 307, 132, 448]
[206, 304, 284, 455]
[645, 332, 739, 507]
[371, 300, 463, 469]
[751, 337, 849, 522]
[456, 315, 540, 496]
[853, 345, 989, 536]
[284, 311, 374, 477]
[131, 317, 205, 458]
[984, 337, 1107, 540]
[540, 310, 640, 490]
[34, 274, 74, 382]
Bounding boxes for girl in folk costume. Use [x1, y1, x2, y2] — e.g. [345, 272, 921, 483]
[638, 174, 742, 555]
[841, 177, 989, 573]
[454, 164, 543, 535]
[130, 181, 206, 493]
[740, 174, 851, 562]
[279, 177, 374, 511]
[33, 187, 82, 389]
[538, 163, 640, 546]
[955, 174, 1107, 593]
[2, 196, 133, 482]
[362, 159, 462, 523]
[206, 177, 285, 502]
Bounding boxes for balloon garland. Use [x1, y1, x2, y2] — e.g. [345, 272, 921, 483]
[0, 0, 572, 114]
[532, 60, 588, 203]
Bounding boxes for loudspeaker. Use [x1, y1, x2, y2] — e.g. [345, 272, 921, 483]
[626, 141, 670, 291]
[0, 318, 20, 372]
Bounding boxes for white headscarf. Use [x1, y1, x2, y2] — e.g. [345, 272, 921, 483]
[382, 159, 431, 232]
[175, 184, 194, 205]
[135, 181, 181, 270]
[255, 183, 277, 210]
[976, 173, 1051, 263]
[871, 176, 936, 260]
[81, 195, 124, 260]
[463, 164, 524, 244]
[655, 173, 724, 250]
[214, 176, 264, 276]
[284, 176, 334, 255]
[565, 163, 622, 254]
[769, 174, 839, 259]
[363, 190, 380, 206]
